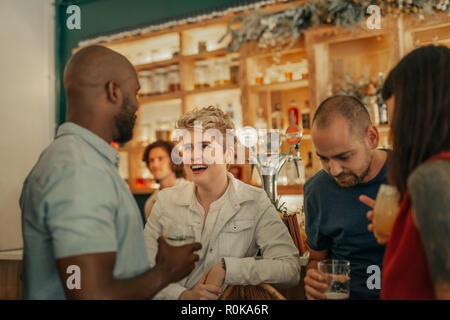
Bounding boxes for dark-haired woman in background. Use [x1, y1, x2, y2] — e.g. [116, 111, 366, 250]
[360, 45, 450, 299]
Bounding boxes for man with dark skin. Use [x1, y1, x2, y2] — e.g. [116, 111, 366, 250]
[20, 45, 201, 299]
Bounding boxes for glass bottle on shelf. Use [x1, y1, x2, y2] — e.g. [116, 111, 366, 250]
[168, 65, 181, 92]
[171, 45, 179, 58]
[284, 61, 293, 82]
[135, 161, 152, 189]
[301, 100, 311, 133]
[213, 59, 222, 87]
[225, 102, 234, 121]
[221, 57, 231, 86]
[255, 70, 264, 85]
[254, 107, 267, 132]
[271, 103, 282, 130]
[292, 62, 302, 81]
[230, 55, 239, 85]
[300, 59, 309, 79]
[368, 96, 380, 125]
[377, 72, 388, 125]
[379, 101, 388, 125]
[139, 70, 153, 95]
[194, 60, 209, 89]
[155, 119, 172, 141]
[154, 68, 168, 94]
[198, 40, 207, 53]
[269, 67, 279, 84]
[288, 100, 299, 126]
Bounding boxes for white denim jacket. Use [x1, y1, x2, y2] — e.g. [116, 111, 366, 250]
[143, 173, 301, 300]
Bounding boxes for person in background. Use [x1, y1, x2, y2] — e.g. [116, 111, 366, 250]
[142, 140, 188, 220]
[360, 45, 450, 299]
[20, 45, 201, 299]
[303, 95, 388, 300]
[144, 106, 301, 300]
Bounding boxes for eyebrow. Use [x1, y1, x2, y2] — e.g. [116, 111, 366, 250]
[316, 150, 354, 160]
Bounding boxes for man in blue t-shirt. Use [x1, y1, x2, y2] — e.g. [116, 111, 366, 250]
[303, 95, 388, 300]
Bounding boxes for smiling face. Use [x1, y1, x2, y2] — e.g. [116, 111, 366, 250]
[312, 115, 374, 187]
[182, 130, 231, 189]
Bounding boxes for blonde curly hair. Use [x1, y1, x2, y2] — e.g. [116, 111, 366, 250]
[176, 105, 235, 132]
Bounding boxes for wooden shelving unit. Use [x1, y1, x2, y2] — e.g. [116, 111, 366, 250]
[78, 2, 450, 195]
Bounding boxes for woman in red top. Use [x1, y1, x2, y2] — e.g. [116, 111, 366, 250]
[360, 45, 450, 299]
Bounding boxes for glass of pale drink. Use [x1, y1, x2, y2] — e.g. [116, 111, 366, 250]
[373, 184, 400, 241]
[164, 221, 195, 246]
[317, 259, 350, 300]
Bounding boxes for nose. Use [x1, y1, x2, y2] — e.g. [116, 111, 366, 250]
[328, 159, 343, 177]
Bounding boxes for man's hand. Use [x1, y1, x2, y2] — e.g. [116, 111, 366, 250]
[205, 262, 226, 288]
[179, 272, 222, 300]
[304, 268, 328, 300]
[359, 195, 388, 244]
[155, 236, 202, 284]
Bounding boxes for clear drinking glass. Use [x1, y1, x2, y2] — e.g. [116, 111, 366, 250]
[317, 259, 351, 300]
[373, 184, 400, 241]
[164, 221, 195, 246]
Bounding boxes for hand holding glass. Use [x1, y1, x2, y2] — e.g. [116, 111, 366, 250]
[317, 259, 350, 300]
[164, 221, 196, 246]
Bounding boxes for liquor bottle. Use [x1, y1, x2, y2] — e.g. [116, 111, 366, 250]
[369, 96, 380, 125]
[301, 100, 311, 133]
[305, 151, 314, 180]
[271, 103, 282, 130]
[288, 100, 299, 126]
[376, 72, 388, 125]
[225, 102, 235, 121]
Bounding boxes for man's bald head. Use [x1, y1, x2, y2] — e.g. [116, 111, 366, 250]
[312, 95, 372, 139]
[63, 45, 140, 144]
[64, 45, 137, 100]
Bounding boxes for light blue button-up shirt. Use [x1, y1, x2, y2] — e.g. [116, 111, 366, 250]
[20, 122, 150, 299]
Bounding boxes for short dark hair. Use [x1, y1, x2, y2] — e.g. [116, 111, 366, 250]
[383, 45, 450, 198]
[313, 95, 372, 138]
[142, 140, 185, 179]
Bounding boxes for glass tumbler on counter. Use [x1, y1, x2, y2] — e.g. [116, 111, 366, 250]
[317, 259, 351, 300]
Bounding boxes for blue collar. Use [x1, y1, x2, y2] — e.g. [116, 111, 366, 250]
[55, 122, 120, 168]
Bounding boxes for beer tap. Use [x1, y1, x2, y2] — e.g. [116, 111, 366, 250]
[236, 125, 303, 212]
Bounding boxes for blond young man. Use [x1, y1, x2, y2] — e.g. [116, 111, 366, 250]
[143, 106, 301, 300]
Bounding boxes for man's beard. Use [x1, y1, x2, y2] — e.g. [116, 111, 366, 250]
[114, 97, 137, 143]
[333, 154, 372, 188]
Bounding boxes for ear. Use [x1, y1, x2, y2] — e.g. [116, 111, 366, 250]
[365, 125, 379, 149]
[105, 80, 122, 104]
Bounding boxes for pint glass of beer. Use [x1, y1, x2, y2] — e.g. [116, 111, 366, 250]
[317, 259, 350, 300]
[373, 184, 400, 241]
[164, 221, 195, 246]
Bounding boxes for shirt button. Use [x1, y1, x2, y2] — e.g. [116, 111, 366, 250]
[209, 248, 213, 253]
